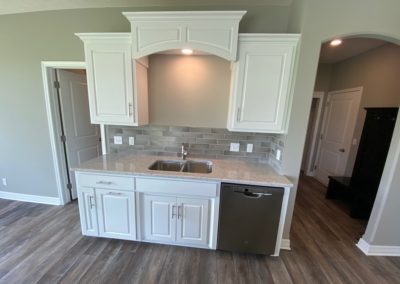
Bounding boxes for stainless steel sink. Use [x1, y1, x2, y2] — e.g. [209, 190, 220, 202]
[182, 160, 213, 174]
[148, 160, 212, 174]
[148, 160, 185, 172]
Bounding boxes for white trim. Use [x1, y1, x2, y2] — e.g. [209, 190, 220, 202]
[0, 191, 61, 205]
[304, 91, 324, 176]
[280, 238, 291, 250]
[100, 124, 107, 154]
[357, 238, 400, 256]
[41, 61, 88, 205]
[273, 186, 291, 256]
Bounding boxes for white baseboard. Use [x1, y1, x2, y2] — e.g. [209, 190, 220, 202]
[0, 191, 61, 205]
[357, 238, 400, 256]
[280, 238, 291, 250]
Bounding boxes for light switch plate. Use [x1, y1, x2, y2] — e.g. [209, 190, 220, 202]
[2, 178, 7, 186]
[128, 137, 135, 145]
[114, 136, 123, 145]
[230, 142, 240, 152]
[246, 144, 253, 153]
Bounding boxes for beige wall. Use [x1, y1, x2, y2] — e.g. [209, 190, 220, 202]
[148, 55, 231, 128]
[329, 43, 400, 176]
[0, 5, 291, 199]
[314, 63, 332, 93]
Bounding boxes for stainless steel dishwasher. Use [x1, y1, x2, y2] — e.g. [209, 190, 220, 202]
[217, 183, 284, 255]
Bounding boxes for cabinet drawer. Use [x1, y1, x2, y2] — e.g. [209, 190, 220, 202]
[76, 173, 134, 191]
[136, 177, 218, 197]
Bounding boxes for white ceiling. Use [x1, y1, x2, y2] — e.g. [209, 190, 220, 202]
[0, 0, 293, 15]
[319, 38, 388, 64]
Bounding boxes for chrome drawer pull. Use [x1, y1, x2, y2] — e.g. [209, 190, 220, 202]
[96, 181, 113, 185]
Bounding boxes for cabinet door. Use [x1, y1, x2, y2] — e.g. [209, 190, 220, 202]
[176, 198, 209, 246]
[229, 36, 298, 133]
[143, 195, 176, 243]
[85, 38, 135, 125]
[77, 187, 98, 236]
[96, 189, 136, 240]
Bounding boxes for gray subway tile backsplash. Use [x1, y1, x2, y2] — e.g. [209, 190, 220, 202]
[106, 125, 285, 166]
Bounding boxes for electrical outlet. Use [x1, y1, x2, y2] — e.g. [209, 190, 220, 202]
[246, 144, 253, 153]
[276, 149, 282, 161]
[128, 137, 135, 146]
[114, 136, 123, 145]
[2, 178, 7, 186]
[230, 142, 240, 152]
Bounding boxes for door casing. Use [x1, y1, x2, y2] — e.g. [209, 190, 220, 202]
[41, 61, 106, 204]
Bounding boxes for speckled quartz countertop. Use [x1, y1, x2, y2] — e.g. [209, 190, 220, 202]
[73, 152, 293, 188]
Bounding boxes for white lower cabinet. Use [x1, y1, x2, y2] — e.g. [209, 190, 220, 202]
[176, 198, 209, 246]
[77, 187, 98, 236]
[142, 195, 210, 247]
[76, 173, 219, 250]
[96, 189, 136, 240]
[143, 195, 176, 243]
[76, 173, 136, 240]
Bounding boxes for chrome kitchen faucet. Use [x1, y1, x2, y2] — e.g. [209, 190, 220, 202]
[181, 143, 188, 160]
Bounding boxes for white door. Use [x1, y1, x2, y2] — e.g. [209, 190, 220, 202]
[77, 187, 98, 236]
[176, 198, 209, 246]
[57, 70, 101, 199]
[315, 88, 362, 185]
[143, 195, 176, 243]
[96, 189, 136, 240]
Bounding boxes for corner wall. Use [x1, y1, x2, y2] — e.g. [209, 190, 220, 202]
[281, 0, 400, 246]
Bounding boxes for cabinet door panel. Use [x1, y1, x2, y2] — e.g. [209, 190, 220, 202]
[77, 187, 98, 236]
[96, 189, 136, 240]
[143, 195, 176, 243]
[176, 198, 209, 246]
[228, 35, 299, 133]
[85, 40, 135, 125]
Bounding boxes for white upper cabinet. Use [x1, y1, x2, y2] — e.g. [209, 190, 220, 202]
[76, 33, 149, 126]
[228, 34, 300, 133]
[123, 11, 246, 61]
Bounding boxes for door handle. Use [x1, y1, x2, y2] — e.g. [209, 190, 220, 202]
[172, 205, 177, 219]
[234, 190, 272, 198]
[129, 103, 133, 116]
[236, 107, 241, 122]
[339, 148, 345, 152]
[178, 206, 182, 219]
[89, 196, 95, 209]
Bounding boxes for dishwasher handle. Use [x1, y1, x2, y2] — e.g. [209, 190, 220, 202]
[234, 190, 272, 198]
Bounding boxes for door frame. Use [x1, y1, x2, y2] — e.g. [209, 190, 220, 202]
[304, 91, 324, 176]
[314, 87, 363, 184]
[41, 61, 106, 205]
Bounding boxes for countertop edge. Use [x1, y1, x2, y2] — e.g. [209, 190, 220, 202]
[72, 167, 294, 188]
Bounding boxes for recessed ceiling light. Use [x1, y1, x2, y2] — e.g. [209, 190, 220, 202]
[330, 39, 342, 46]
[181, 48, 193, 55]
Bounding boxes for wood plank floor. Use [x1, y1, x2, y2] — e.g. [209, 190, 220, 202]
[1, 175, 400, 283]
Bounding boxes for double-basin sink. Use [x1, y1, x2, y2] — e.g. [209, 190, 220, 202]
[149, 159, 212, 174]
